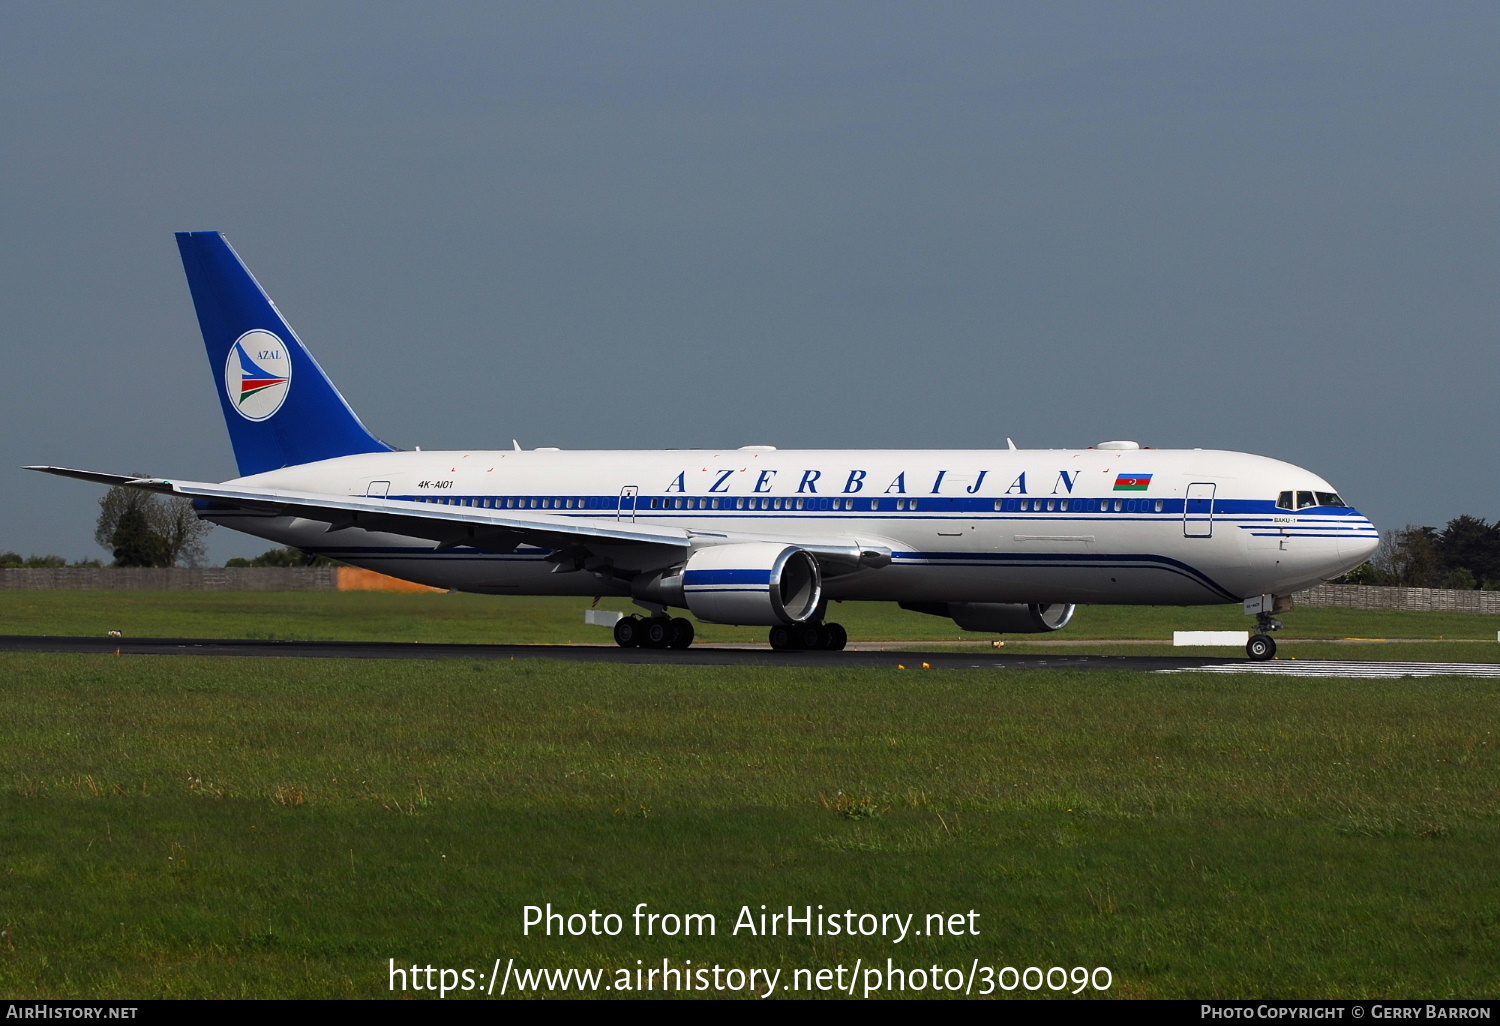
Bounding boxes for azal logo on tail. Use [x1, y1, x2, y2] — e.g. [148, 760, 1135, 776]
[224, 330, 292, 421]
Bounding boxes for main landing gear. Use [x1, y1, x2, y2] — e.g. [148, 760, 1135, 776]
[612, 615, 849, 652]
[1247, 610, 1285, 662]
[614, 615, 695, 650]
[768, 622, 848, 652]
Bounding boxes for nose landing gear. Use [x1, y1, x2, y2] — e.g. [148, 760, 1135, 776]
[1246, 634, 1276, 661]
[1247, 610, 1284, 661]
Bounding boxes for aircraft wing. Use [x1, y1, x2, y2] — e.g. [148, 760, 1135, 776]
[25, 467, 888, 574]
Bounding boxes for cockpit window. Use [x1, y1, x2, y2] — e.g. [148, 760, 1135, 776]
[1277, 489, 1348, 510]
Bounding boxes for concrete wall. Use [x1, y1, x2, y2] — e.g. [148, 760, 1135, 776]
[0, 567, 339, 590]
[1295, 583, 1500, 615]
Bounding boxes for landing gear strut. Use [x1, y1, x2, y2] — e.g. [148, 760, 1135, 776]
[1247, 610, 1284, 661]
[614, 615, 695, 650]
[768, 622, 848, 651]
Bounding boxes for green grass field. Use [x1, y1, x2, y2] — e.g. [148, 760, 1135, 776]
[3, 588, 1498, 655]
[2, 594, 1499, 999]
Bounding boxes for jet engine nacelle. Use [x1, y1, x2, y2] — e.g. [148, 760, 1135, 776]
[901, 601, 1076, 634]
[648, 542, 823, 626]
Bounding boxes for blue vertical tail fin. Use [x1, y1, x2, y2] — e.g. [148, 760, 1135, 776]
[175, 231, 395, 477]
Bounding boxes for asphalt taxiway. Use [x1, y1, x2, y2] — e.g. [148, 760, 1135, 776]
[5, 634, 1500, 676]
[1, 634, 1227, 671]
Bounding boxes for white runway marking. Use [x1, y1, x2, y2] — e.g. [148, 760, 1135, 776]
[1157, 660, 1500, 679]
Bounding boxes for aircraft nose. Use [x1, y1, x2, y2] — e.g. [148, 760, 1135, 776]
[1338, 514, 1380, 565]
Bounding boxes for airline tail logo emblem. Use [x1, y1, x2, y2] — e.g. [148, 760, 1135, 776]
[224, 330, 292, 421]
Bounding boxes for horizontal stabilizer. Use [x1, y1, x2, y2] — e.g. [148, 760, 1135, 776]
[24, 466, 174, 493]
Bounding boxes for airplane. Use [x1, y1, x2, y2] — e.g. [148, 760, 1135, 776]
[29, 232, 1380, 661]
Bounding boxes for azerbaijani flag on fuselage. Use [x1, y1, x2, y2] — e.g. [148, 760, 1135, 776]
[1113, 473, 1152, 491]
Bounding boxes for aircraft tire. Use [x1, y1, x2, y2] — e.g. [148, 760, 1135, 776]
[1247, 634, 1276, 661]
[823, 622, 848, 651]
[795, 623, 823, 650]
[768, 625, 793, 651]
[668, 617, 695, 650]
[613, 615, 642, 648]
[641, 617, 672, 649]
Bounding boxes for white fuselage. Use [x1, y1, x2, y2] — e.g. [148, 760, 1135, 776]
[205, 446, 1378, 606]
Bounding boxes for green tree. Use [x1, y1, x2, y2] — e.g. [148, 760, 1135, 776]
[1441, 567, 1478, 590]
[0, 552, 71, 568]
[110, 505, 171, 567]
[1334, 562, 1386, 585]
[95, 484, 213, 567]
[1435, 515, 1500, 589]
[1371, 525, 1441, 587]
[225, 546, 339, 568]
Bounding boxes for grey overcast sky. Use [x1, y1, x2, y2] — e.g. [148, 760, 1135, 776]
[2, 1, 1496, 564]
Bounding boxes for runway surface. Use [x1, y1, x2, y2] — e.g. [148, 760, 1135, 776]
[1155, 659, 1500, 678]
[4, 635, 1500, 676]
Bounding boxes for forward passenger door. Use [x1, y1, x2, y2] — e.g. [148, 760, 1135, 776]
[1183, 482, 1215, 538]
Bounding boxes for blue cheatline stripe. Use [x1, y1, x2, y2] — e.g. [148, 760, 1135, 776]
[386, 493, 1372, 519]
[683, 569, 774, 586]
[218, 503, 1372, 533]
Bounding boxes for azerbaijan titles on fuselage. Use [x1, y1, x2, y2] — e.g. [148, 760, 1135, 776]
[659, 467, 1151, 497]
